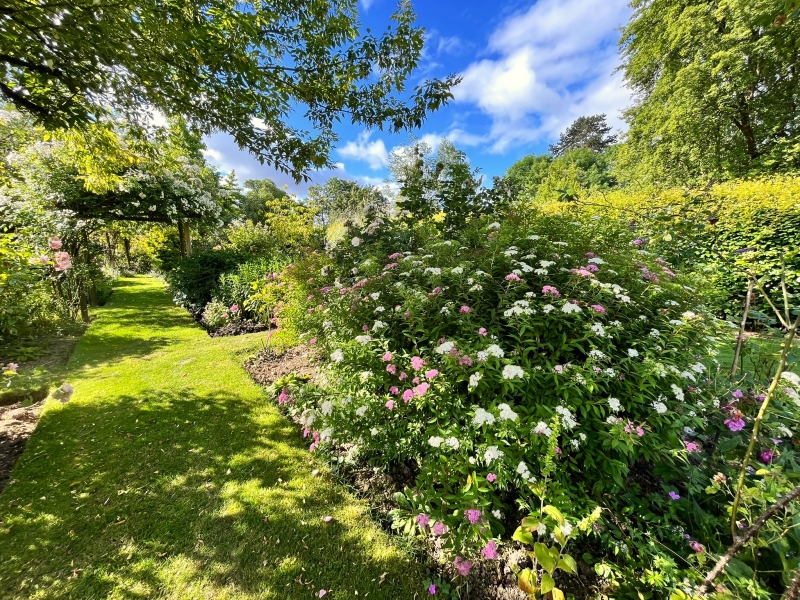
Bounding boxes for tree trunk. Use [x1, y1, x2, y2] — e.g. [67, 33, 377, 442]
[78, 282, 90, 322]
[178, 221, 186, 258]
[180, 221, 192, 257]
[123, 237, 132, 269]
[89, 282, 99, 306]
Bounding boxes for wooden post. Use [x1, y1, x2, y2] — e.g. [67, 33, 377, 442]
[179, 221, 192, 257]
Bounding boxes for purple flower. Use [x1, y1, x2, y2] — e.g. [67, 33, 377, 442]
[669, 491, 680, 500]
[416, 514, 431, 528]
[685, 442, 701, 453]
[689, 541, 705, 553]
[432, 521, 448, 536]
[428, 583, 436, 595]
[731, 389, 744, 399]
[454, 556, 473, 576]
[760, 449, 774, 464]
[465, 509, 482, 524]
[724, 417, 746, 432]
[481, 541, 499, 560]
[632, 239, 644, 246]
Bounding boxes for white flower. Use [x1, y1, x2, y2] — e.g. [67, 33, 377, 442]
[617, 294, 631, 303]
[555, 405, 577, 429]
[474, 408, 496, 426]
[320, 427, 333, 441]
[488, 222, 501, 230]
[591, 323, 606, 337]
[497, 403, 519, 421]
[589, 349, 606, 359]
[424, 267, 442, 275]
[606, 415, 618, 424]
[355, 405, 368, 417]
[436, 341, 455, 354]
[322, 320, 334, 330]
[539, 260, 555, 268]
[502, 365, 525, 380]
[671, 384, 685, 401]
[503, 248, 519, 256]
[628, 348, 639, 358]
[528, 235, 541, 240]
[533, 421, 552, 436]
[445, 437, 460, 450]
[670, 319, 685, 326]
[604, 367, 617, 377]
[517, 461, 533, 480]
[649, 329, 660, 338]
[690, 362, 706, 374]
[320, 400, 333, 416]
[782, 371, 800, 387]
[428, 436, 444, 448]
[485, 344, 505, 358]
[469, 284, 483, 292]
[652, 398, 668, 414]
[468, 372, 483, 390]
[355, 335, 372, 345]
[451, 266, 464, 274]
[561, 522, 573, 536]
[562, 302, 582, 314]
[374, 306, 385, 313]
[492, 510, 503, 519]
[370, 427, 379, 436]
[351, 237, 361, 246]
[330, 349, 344, 362]
[534, 268, 549, 275]
[484, 446, 504, 463]
[372, 321, 387, 331]
[570, 438, 580, 449]
[476, 350, 488, 362]
[608, 397, 621, 412]
[638, 314, 648, 321]
[681, 370, 697, 383]
[537, 523, 547, 535]
[543, 304, 555, 313]
[360, 371, 371, 381]
[587, 257, 605, 264]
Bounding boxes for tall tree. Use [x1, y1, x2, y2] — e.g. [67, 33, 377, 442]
[307, 178, 388, 227]
[239, 179, 289, 224]
[0, 0, 458, 181]
[549, 115, 618, 156]
[618, 0, 800, 185]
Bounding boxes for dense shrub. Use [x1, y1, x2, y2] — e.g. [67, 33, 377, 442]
[164, 249, 241, 309]
[573, 176, 800, 319]
[216, 256, 290, 316]
[268, 211, 800, 597]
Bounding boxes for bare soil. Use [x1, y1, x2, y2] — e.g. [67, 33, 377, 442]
[0, 398, 46, 493]
[208, 320, 271, 338]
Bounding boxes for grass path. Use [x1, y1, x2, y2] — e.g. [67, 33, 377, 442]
[0, 277, 425, 599]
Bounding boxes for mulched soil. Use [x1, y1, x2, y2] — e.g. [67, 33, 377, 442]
[207, 320, 271, 338]
[0, 398, 45, 494]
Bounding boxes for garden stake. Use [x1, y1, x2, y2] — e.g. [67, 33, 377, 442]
[698, 483, 800, 595]
[730, 276, 755, 378]
[729, 311, 800, 540]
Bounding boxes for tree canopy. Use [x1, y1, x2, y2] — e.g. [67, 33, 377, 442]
[618, 0, 800, 185]
[307, 177, 388, 227]
[548, 114, 618, 156]
[1, 0, 458, 181]
[239, 179, 290, 225]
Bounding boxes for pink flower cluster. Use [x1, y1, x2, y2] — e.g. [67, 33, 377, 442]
[542, 285, 560, 297]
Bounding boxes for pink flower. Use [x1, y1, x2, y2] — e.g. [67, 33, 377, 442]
[590, 304, 606, 314]
[384, 262, 399, 270]
[309, 337, 317, 345]
[636, 427, 645, 437]
[486, 473, 497, 483]
[385, 400, 394, 410]
[685, 442, 701, 453]
[402, 389, 414, 403]
[318, 591, 327, 598]
[429, 583, 436, 595]
[416, 514, 431, 527]
[413, 382, 430, 397]
[54, 251, 72, 271]
[460, 305, 472, 313]
[584, 264, 599, 272]
[428, 286, 443, 297]
[404, 311, 412, 318]
[411, 356, 425, 371]
[307, 295, 315, 301]
[412, 377, 420, 384]
[230, 304, 239, 312]
[362, 325, 369, 332]
[585, 252, 596, 258]
[48, 236, 62, 250]
[505, 273, 521, 281]
[669, 491, 680, 500]
[731, 389, 744, 399]
[383, 352, 393, 362]
[459, 355, 473, 367]
[542, 286, 560, 297]
[6, 363, 19, 373]
[454, 556, 472, 576]
[632, 239, 644, 246]
[386, 364, 397, 375]
[399, 372, 408, 381]
[425, 369, 439, 380]
[689, 541, 705, 553]
[478, 327, 487, 336]
[432, 521, 448, 536]
[389, 386, 400, 395]
[389, 252, 403, 259]
[481, 541, 499, 560]
[278, 388, 290, 405]
[465, 509, 481, 524]
[570, 268, 594, 278]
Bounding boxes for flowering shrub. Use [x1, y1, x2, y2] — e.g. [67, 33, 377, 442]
[266, 210, 800, 596]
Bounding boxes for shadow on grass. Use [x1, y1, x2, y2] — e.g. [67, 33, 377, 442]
[0, 389, 419, 599]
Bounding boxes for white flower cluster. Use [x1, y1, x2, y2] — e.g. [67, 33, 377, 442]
[484, 446, 504, 463]
[533, 421, 552, 436]
[504, 299, 535, 317]
[468, 372, 482, 390]
[562, 302, 582, 314]
[555, 405, 577, 429]
[477, 344, 504, 361]
[435, 341, 455, 354]
[355, 335, 371, 345]
[607, 397, 622, 412]
[671, 384, 684, 401]
[497, 403, 519, 421]
[330, 349, 344, 362]
[502, 365, 525, 380]
[473, 408, 496, 426]
[652, 396, 668, 414]
[517, 461, 534, 480]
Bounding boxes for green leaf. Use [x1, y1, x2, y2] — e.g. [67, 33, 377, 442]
[552, 588, 565, 600]
[543, 505, 565, 526]
[517, 568, 537, 595]
[541, 572, 555, 593]
[558, 555, 578, 574]
[513, 526, 534, 546]
[534, 542, 557, 573]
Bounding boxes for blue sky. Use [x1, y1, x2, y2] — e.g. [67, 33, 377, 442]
[201, 0, 633, 196]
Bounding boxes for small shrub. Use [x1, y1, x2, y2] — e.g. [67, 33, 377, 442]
[200, 299, 240, 330]
[164, 249, 241, 309]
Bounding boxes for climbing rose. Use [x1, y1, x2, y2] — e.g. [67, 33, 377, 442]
[48, 236, 62, 249]
[54, 251, 72, 271]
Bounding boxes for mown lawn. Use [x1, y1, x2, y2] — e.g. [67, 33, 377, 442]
[0, 277, 425, 600]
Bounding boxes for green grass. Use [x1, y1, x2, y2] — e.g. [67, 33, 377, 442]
[0, 277, 426, 599]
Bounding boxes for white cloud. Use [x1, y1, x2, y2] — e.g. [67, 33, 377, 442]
[454, 0, 632, 152]
[338, 131, 390, 170]
[359, 0, 375, 10]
